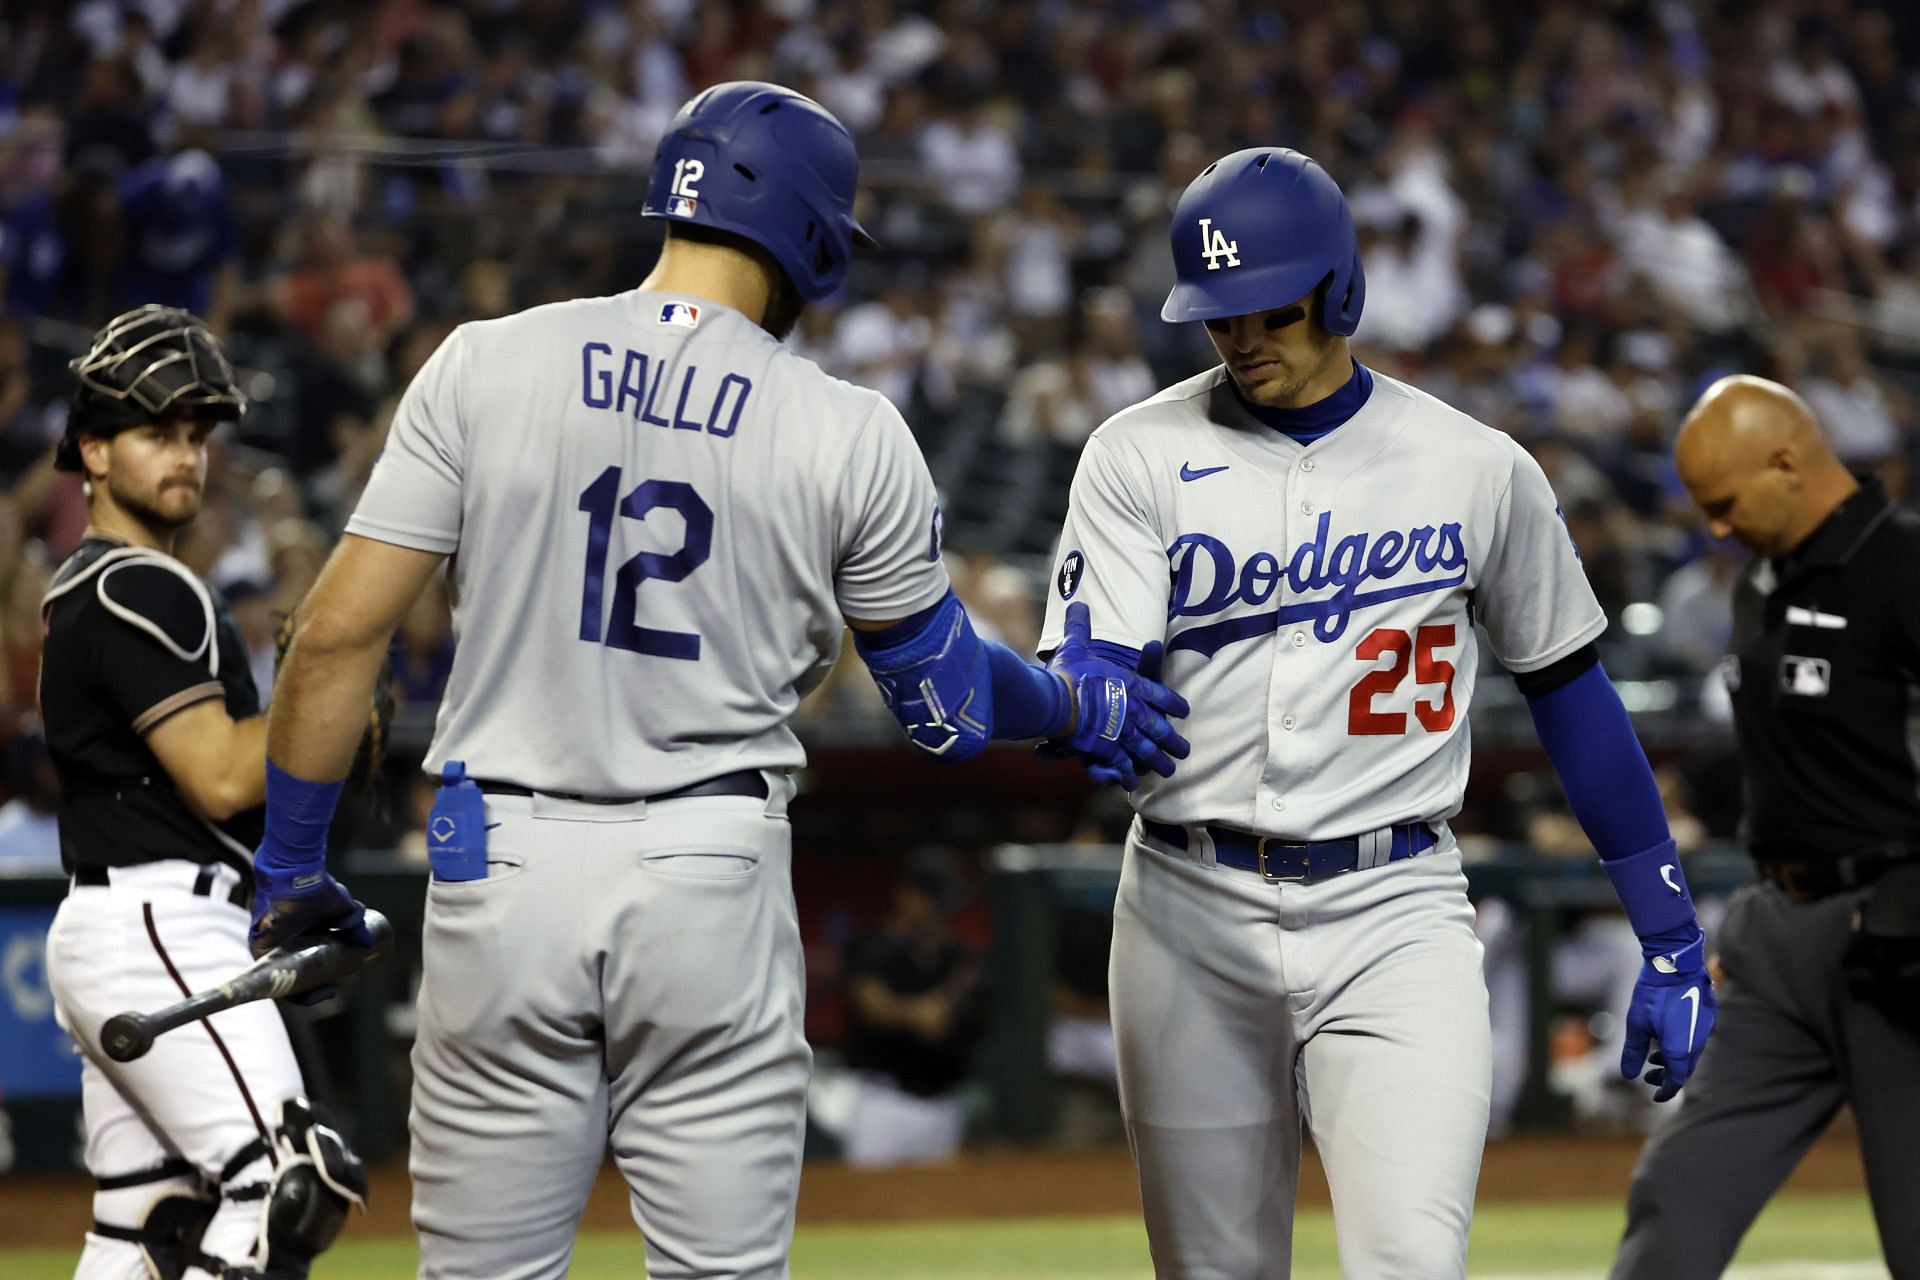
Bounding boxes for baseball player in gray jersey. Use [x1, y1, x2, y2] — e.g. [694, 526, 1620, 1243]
[244, 83, 1188, 1280]
[1042, 148, 1719, 1279]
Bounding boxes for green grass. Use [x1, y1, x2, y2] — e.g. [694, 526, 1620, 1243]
[0, 1193, 1885, 1278]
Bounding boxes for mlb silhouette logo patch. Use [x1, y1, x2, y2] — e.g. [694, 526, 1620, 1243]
[666, 195, 697, 217]
[659, 302, 701, 328]
[1780, 655, 1830, 697]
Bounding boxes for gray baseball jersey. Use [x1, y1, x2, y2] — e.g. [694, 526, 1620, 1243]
[1048, 364, 1606, 1279]
[348, 291, 950, 793]
[1039, 365, 1605, 836]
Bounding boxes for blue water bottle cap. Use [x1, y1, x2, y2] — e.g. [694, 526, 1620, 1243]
[442, 760, 467, 785]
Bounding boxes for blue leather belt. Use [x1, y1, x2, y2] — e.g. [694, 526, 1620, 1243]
[1141, 819, 1437, 883]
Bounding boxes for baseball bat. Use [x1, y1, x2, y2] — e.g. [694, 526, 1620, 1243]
[99, 909, 394, 1063]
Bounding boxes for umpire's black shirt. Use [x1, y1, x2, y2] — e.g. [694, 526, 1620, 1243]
[40, 536, 263, 875]
[1727, 477, 1920, 862]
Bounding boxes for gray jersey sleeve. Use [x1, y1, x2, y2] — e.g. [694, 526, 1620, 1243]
[1474, 440, 1608, 672]
[1039, 432, 1168, 653]
[347, 327, 468, 554]
[833, 398, 950, 622]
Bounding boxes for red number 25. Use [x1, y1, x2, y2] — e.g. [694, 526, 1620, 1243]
[1347, 625, 1458, 735]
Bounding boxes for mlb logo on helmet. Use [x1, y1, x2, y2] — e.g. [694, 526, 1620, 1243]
[666, 195, 697, 217]
[659, 302, 701, 328]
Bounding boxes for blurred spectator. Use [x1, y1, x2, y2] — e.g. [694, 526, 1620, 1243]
[951, 550, 1039, 656]
[391, 573, 455, 707]
[0, 728, 60, 872]
[990, 181, 1080, 350]
[1653, 543, 1744, 675]
[113, 149, 239, 328]
[274, 213, 414, 350]
[0, 540, 48, 721]
[1613, 177, 1751, 333]
[1353, 210, 1467, 353]
[834, 847, 985, 1167]
[1799, 325, 1914, 464]
[0, 318, 59, 480]
[831, 268, 934, 416]
[919, 90, 1019, 217]
[223, 577, 281, 703]
[2, 147, 123, 325]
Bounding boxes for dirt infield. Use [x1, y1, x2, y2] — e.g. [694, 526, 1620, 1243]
[0, 1130, 1870, 1248]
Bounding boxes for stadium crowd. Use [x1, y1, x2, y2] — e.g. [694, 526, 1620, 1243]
[0, 0, 1906, 833]
[1, 0, 1916, 1149]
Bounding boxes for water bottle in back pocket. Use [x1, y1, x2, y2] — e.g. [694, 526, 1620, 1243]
[428, 761, 488, 882]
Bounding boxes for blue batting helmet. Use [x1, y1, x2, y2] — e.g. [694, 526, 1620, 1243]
[1160, 148, 1366, 335]
[643, 82, 876, 302]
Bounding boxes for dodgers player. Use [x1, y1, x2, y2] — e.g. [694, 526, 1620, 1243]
[1042, 149, 1718, 1278]
[247, 83, 1188, 1280]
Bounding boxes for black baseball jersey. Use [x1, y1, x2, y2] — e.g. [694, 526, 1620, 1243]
[1725, 478, 1920, 862]
[40, 537, 263, 875]
[842, 932, 984, 1098]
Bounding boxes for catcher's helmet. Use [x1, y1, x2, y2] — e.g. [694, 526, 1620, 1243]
[642, 81, 876, 302]
[57, 305, 247, 471]
[1161, 148, 1366, 335]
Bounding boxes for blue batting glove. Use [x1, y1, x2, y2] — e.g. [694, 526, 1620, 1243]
[250, 833, 371, 1004]
[1045, 604, 1190, 789]
[1620, 932, 1718, 1102]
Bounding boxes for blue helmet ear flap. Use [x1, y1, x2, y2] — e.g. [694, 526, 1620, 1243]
[1320, 252, 1366, 337]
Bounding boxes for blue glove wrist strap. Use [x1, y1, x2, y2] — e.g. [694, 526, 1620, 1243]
[1602, 838, 1700, 947]
[261, 761, 345, 871]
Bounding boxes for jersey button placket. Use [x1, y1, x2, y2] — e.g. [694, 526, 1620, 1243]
[1258, 467, 1301, 825]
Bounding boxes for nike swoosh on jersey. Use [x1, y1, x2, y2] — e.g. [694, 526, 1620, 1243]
[1660, 863, 1682, 895]
[1680, 986, 1700, 1050]
[1179, 463, 1230, 481]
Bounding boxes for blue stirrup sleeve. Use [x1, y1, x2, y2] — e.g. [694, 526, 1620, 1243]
[854, 590, 1071, 759]
[1526, 661, 1699, 944]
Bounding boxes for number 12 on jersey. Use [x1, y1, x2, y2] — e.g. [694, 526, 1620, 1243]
[577, 466, 712, 660]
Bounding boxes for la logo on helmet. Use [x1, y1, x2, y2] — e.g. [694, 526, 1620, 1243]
[1199, 217, 1240, 271]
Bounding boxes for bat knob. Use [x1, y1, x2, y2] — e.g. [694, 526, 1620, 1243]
[101, 1013, 154, 1063]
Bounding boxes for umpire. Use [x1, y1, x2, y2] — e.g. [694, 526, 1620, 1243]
[1611, 375, 1920, 1279]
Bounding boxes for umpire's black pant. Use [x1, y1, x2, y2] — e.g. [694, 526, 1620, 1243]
[1611, 880, 1920, 1280]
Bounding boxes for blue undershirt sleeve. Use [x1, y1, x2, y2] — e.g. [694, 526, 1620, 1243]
[1526, 661, 1699, 947]
[1524, 661, 1669, 858]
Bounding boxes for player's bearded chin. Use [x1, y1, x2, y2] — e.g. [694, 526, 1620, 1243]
[110, 463, 203, 531]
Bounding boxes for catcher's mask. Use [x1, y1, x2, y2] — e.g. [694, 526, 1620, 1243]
[58, 304, 248, 472]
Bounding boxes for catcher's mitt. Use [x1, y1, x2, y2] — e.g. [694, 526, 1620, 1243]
[273, 610, 395, 793]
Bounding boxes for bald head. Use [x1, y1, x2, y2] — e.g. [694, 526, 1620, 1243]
[1676, 375, 1832, 477]
[1674, 374, 1856, 557]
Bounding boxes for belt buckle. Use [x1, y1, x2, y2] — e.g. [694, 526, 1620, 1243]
[1256, 837, 1310, 883]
